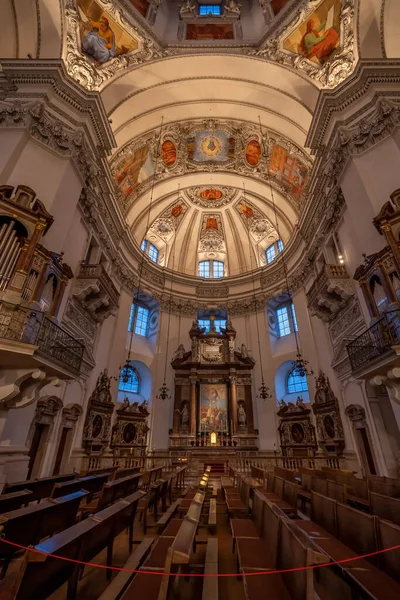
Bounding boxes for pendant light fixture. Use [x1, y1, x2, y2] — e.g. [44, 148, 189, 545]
[156, 184, 179, 401]
[114, 118, 164, 388]
[243, 183, 272, 401]
[258, 118, 314, 392]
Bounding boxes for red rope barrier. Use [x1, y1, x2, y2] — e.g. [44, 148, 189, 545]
[1, 536, 399, 577]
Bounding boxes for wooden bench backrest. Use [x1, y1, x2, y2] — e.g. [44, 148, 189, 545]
[202, 538, 218, 600]
[274, 466, 296, 483]
[279, 519, 326, 600]
[171, 517, 198, 564]
[261, 495, 287, 566]
[114, 466, 141, 480]
[369, 491, 400, 526]
[3, 473, 76, 502]
[377, 518, 400, 582]
[347, 477, 368, 500]
[311, 476, 328, 496]
[369, 479, 400, 498]
[301, 473, 312, 492]
[282, 479, 297, 512]
[311, 491, 336, 537]
[273, 475, 284, 499]
[252, 489, 265, 535]
[266, 473, 275, 494]
[40, 491, 89, 540]
[251, 466, 265, 481]
[336, 502, 378, 557]
[326, 480, 345, 503]
[0, 489, 32, 514]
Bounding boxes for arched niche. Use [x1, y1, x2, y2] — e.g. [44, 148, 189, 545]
[345, 403, 378, 476]
[274, 360, 310, 406]
[117, 359, 152, 406]
[25, 395, 63, 479]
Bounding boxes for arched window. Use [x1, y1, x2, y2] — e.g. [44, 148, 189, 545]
[198, 260, 225, 278]
[128, 303, 150, 337]
[119, 367, 140, 394]
[141, 239, 159, 263]
[266, 240, 284, 264]
[287, 369, 308, 394]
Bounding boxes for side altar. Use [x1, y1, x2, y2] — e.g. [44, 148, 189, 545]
[170, 319, 258, 450]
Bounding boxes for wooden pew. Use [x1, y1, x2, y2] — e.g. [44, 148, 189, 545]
[80, 466, 117, 478]
[84, 473, 141, 514]
[369, 491, 400, 526]
[274, 466, 296, 483]
[156, 498, 182, 534]
[97, 538, 155, 600]
[0, 490, 88, 578]
[202, 538, 218, 600]
[51, 473, 109, 500]
[300, 490, 400, 599]
[262, 475, 297, 517]
[137, 480, 164, 533]
[113, 466, 141, 480]
[208, 498, 217, 533]
[0, 490, 32, 514]
[8, 489, 145, 600]
[2, 473, 76, 503]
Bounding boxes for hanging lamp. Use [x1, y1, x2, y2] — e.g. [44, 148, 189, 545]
[114, 118, 164, 387]
[258, 118, 314, 393]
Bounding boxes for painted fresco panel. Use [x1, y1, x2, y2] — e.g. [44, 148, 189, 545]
[283, 0, 341, 65]
[78, 0, 138, 64]
[161, 140, 177, 167]
[114, 146, 149, 199]
[187, 131, 235, 162]
[186, 23, 234, 40]
[129, 0, 150, 17]
[200, 384, 228, 432]
[269, 145, 309, 199]
[245, 140, 262, 166]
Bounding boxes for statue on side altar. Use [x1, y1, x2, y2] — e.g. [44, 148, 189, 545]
[173, 344, 186, 361]
[175, 402, 189, 427]
[95, 369, 112, 403]
[238, 402, 247, 426]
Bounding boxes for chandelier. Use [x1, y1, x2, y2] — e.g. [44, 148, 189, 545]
[259, 118, 313, 393]
[113, 119, 165, 388]
[244, 183, 272, 402]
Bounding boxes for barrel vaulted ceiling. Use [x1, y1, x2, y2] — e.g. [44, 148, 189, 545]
[0, 0, 397, 277]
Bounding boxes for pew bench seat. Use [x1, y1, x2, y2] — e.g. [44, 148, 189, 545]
[208, 498, 217, 533]
[230, 519, 259, 553]
[156, 498, 182, 533]
[97, 538, 155, 600]
[202, 538, 218, 600]
[143, 537, 175, 569]
[296, 519, 400, 600]
[160, 518, 183, 538]
[259, 492, 295, 516]
[345, 493, 370, 510]
[120, 572, 163, 600]
[242, 569, 291, 600]
[236, 537, 275, 570]
[0, 490, 32, 514]
[226, 498, 248, 518]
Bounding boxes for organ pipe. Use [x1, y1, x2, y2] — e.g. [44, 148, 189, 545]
[0, 238, 21, 291]
[0, 226, 17, 273]
[0, 221, 15, 257]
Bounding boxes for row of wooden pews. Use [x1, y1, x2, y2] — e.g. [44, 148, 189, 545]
[97, 467, 216, 600]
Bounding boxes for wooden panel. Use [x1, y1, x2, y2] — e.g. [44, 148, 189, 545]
[378, 518, 400, 582]
[370, 492, 400, 526]
[311, 477, 327, 496]
[336, 502, 378, 557]
[326, 481, 345, 503]
[311, 491, 336, 537]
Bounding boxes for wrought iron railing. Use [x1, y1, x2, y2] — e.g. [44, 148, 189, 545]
[347, 309, 400, 371]
[0, 301, 85, 371]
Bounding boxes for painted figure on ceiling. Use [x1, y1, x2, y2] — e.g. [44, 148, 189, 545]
[81, 16, 116, 63]
[300, 19, 339, 62]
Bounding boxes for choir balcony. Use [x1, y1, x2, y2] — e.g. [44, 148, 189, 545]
[306, 264, 354, 322]
[0, 300, 84, 376]
[346, 309, 400, 376]
[73, 263, 119, 323]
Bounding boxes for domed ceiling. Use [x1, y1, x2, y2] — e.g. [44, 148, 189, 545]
[111, 118, 311, 275]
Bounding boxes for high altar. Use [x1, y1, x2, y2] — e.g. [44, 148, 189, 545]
[170, 319, 258, 451]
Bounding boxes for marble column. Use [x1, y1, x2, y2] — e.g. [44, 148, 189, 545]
[381, 223, 400, 273]
[190, 373, 197, 435]
[230, 373, 238, 434]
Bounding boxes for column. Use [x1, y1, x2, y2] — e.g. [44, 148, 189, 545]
[173, 384, 181, 434]
[230, 372, 238, 434]
[190, 373, 197, 435]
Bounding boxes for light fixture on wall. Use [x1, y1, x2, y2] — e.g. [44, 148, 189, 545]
[113, 118, 165, 388]
[243, 183, 272, 402]
[258, 118, 314, 390]
[156, 184, 179, 401]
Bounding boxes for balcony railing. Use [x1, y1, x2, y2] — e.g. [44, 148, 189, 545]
[347, 309, 400, 371]
[0, 301, 85, 372]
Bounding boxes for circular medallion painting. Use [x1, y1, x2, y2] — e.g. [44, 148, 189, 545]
[200, 135, 223, 159]
[324, 415, 335, 439]
[291, 423, 305, 444]
[92, 414, 103, 438]
[245, 140, 261, 166]
[161, 140, 177, 167]
[123, 423, 137, 444]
